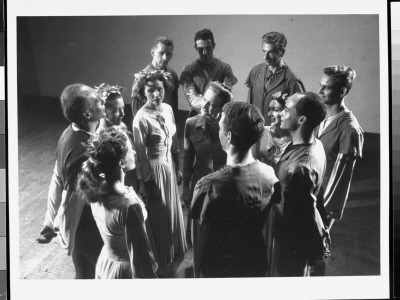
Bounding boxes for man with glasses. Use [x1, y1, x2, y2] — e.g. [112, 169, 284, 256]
[245, 31, 304, 125]
[179, 28, 238, 117]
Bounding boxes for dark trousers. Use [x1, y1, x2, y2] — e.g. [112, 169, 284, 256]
[273, 241, 309, 277]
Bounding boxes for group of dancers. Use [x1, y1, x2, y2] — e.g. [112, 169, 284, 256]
[36, 29, 364, 279]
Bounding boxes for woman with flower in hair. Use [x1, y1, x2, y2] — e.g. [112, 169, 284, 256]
[132, 70, 186, 275]
[78, 127, 158, 279]
[251, 90, 292, 276]
[95, 83, 141, 192]
[252, 90, 292, 171]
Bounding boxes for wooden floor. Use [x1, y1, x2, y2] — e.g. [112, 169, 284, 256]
[18, 97, 381, 279]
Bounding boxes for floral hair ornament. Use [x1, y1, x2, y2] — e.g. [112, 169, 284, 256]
[94, 83, 127, 101]
[133, 69, 171, 83]
[215, 81, 232, 92]
[272, 91, 289, 101]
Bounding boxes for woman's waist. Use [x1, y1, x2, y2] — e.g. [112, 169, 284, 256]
[147, 148, 170, 160]
[100, 235, 130, 261]
[148, 155, 171, 164]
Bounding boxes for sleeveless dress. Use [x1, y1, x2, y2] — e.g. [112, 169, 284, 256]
[91, 187, 158, 279]
[133, 103, 187, 268]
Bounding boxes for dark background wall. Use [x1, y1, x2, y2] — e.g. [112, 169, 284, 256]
[17, 15, 379, 133]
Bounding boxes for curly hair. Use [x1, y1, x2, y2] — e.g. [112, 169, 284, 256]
[94, 83, 126, 109]
[221, 102, 265, 150]
[323, 65, 356, 96]
[152, 36, 174, 50]
[77, 127, 129, 203]
[261, 31, 287, 55]
[271, 91, 289, 108]
[206, 81, 233, 107]
[135, 70, 172, 100]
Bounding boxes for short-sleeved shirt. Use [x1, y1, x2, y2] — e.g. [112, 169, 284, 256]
[179, 58, 238, 95]
[182, 114, 227, 189]
[245, 63, 304, 125]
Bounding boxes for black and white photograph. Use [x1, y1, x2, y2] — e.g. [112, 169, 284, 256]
[7, 0, 389, 299]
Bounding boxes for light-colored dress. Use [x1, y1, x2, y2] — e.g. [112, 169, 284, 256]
[91, 187, 158, 279]
[133, 103, 187, 267]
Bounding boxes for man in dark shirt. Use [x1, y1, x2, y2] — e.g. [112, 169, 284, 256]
[246, 31, 304, 124]
[191, 102, 278, 277]
[37, 84, 104, 278]
[272, 92, 328, 277]
[179, 29, 238, 117]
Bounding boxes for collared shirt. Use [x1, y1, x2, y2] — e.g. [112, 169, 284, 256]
[245, 63, 304, 125]
[264, 65, 286, 93]
[183, 114, 226, 188]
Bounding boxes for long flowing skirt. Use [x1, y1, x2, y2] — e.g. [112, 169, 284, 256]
[95, 247, 132, 279]
[147, 157, 187, 267]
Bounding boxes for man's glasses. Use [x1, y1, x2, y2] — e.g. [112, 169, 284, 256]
[196, 46, 213, 54]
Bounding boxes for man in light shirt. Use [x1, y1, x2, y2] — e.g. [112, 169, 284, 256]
[313, 65, 364, 275]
